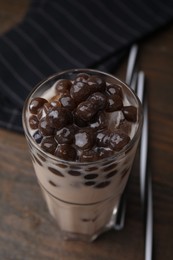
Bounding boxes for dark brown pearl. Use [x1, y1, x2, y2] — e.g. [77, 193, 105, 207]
[55, 144, 77, 161]
[122, 106, 137, 122]
[41, 136, 57, 154]
[29, 115, 39, 129]
[29, 97, 47, 114]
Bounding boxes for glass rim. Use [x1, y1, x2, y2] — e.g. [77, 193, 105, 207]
[22, 68, 143, 166]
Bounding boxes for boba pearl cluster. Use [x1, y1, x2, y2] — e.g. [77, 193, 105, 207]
[28, 73, 137, 162]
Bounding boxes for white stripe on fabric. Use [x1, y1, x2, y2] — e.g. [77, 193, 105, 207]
[0, 53, 31, 91]
[91, 0, 140, 36]
[39, 10, 100, 60]
[51, 2, 114, 52]
[68, 0, 126, 44]
[115, 0, 151, 29]
[15, 27, 60, 71]
[2, 35, 44, 79]
[0, 78, 24, 106]
[27, 18, 84, 67]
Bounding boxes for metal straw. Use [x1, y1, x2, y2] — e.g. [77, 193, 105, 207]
[145, 168, 153, 260]
[137, 72, 146, 205]
[114, 44, 138, 230]
[137, 74, 153, 260]
[114, 45, 153, 260]
[125, 44, 138, 86]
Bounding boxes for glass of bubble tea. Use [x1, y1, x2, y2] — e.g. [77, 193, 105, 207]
[22, 69, 143, 242]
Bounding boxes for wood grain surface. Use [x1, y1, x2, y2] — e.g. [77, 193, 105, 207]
[0, 1, 173, 259]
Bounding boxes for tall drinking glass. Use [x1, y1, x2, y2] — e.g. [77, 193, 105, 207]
[22, 69, 142, 242]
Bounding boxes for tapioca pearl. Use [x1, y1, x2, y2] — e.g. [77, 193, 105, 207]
[87, 75, 106, 92]
[79, 149, 99, 162]
[105, 94, 123, 112]
[55, 79, 72, 94]
[41, 136, 57, 155]
[73, 111, 89, 127]
[74, 128, 94, 150]
[84, 181, 96, 186]
[89, 92, 107, 110]
[103, 164, 117, 172]
[43, 102, 53, 112]
[29, 97, 47, 114]
[48, 167, 64, 177]
[117, 119, 131, 135]
[75, 93, 106, 122]
[90, 112, 107, 131]
[75, 73, 89, 83]
[96, 130, 110, 147]
[37, 102, 53, 120]
[122, 106, 137, 122]
[50, 100, 61, 108]
[33, 154, 43, 166]
[33, 130, 43, 144]
[55, 163, 68, 168]
[55, 126, 75, 144]
[106, 84, 123, 97]
[109, 132, 130, 151]
[29, 115, 39, 129]
[59, 94, 76, 110]
[37, 153, 46, 162]
[70, 81, 92, 104]
[94, 181, 111, 188]
[105, 170, 118, 179]
[49, 180, 58, 187]
[54, 144, 77, 161]
[95, 147, 114, 160]
[75, 101, 95, 122]
[46, 107, 73, 129]
[68, 170, 81, 176]
[84, 173, 98, 180]
[38, 117, 55, 136]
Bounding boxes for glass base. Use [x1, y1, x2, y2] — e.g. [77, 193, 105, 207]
[59, 211, 117, 242]
[40, 183, 119, 242]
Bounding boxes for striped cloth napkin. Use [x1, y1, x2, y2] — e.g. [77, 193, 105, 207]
[0, 0, 173, 132]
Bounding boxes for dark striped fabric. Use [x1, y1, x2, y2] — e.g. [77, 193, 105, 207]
[0, 0, 173, 132]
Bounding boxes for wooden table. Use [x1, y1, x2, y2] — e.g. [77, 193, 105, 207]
[0, 2, 173, 259]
